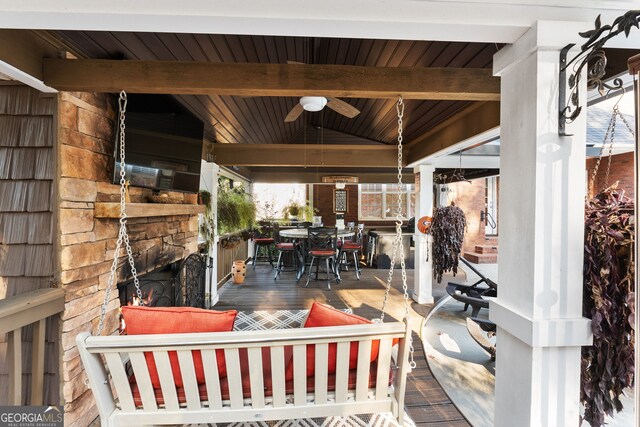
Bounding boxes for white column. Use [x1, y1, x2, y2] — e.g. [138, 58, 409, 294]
[490, 22, 592, 427]
[200, 160, 220, 307]
[412, 164, 435, 304]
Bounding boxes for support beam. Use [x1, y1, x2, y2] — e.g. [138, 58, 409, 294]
[406, 101, 500, 165]
[43, 59, 500, 101]
[413, 164, 435, 305]
[213, 144, 402, 168]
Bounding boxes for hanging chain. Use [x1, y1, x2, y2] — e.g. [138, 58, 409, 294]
[97, 91, 142, 335]
[588, 101, 636, 198]
[380, 96, 416, 369]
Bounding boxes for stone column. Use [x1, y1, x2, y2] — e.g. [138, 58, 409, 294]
[412, 164, 435, 304]
[490, 22, 592, 426]
[199, 161, 219, 307]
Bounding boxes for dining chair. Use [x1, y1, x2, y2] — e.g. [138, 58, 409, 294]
[273, 223, 298, 280]
[252, 221, 275, 270]
[305, 227, 340, 289]
[337, 223, 364, 280]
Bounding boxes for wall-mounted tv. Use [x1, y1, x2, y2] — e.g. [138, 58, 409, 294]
[113, 94, 204, 193]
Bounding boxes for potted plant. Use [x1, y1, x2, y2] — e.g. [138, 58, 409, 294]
[283, 201, 301, 221]
[430, 203, 466, 283]
[217, 180, 256, 235]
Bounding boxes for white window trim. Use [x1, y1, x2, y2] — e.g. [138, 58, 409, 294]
[358, 184, 415, 221]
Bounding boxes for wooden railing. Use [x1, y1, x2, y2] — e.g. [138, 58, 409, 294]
[0, 288, 65, 405]
[216, 234, 250, 284]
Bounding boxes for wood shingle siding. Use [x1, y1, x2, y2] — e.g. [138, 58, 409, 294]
[0, 84, 58, 406]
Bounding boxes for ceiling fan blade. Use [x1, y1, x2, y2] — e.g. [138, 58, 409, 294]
[326, 97, 360, 118]
[284, 103, 304, 122]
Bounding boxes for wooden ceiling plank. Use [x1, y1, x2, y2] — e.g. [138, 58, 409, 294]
[213, 143, 402, 168]
[43, 59, 500, 101]
[406, 101, 500, 164]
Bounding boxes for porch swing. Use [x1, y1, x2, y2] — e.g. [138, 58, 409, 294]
[77, 93, 416, 426]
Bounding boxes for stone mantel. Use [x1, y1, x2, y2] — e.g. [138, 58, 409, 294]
[94, 202, 205, 218]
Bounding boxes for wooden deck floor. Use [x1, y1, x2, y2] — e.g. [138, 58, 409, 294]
[215, 264, 471, 426]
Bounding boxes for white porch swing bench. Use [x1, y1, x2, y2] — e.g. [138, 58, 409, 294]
[78, 93, 415, 426]
[77, 321, 411, 426]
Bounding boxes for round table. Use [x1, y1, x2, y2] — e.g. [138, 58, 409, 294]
[279, 228, 355, 239]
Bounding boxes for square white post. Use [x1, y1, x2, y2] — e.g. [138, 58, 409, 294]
[491, 22, 593, 427]
[200, 160, 219, 307]
[413, 164, 435, 304]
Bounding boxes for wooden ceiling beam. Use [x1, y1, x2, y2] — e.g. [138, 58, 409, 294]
[212, 144, 402, 168]
[43, 59, 500, 101]
[248, 169, 414, 184]
[406, 101, 500, 164]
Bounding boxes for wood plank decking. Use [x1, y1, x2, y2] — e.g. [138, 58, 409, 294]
[215, 264, 471, 426]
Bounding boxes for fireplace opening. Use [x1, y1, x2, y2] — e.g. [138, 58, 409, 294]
[116, 253, 208, 308]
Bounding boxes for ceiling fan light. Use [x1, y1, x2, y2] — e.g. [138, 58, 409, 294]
[299, 96, 327, 112]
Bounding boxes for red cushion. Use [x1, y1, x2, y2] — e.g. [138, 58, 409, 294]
[284, 302, 378, 380]
[309, 250, 335, 257]
[254, 238, 274, 244]
[341, 243, 361, 250]
[276, 242, 295, 250]
[121, 306, 237, 389]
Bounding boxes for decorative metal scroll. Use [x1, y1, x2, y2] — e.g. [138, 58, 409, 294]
[558, 10, 640, 136]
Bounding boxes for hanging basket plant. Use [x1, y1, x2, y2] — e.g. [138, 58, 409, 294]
[431, 203, 467, 283]
[581, 187, 635, 427]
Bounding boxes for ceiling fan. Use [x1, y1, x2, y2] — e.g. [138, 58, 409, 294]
[284, 96, 361, 123]
[283, 61, 360, 123]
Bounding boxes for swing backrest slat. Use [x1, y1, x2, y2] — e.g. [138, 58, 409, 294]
[355, 339, 372, 401]
[247, 347, 265, 409]
[201, 349, 222, 409]
[270, 345, 286, 407]
[292, 344, 307, 405]
[334, 341, 350, 403]
[154, 351, 179, 411]
[176, 349, 200, 410]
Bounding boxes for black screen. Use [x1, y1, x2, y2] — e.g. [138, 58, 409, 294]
[113, 94, 204, 193]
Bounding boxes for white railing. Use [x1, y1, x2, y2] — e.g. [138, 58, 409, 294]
[0, 288, 65, 405]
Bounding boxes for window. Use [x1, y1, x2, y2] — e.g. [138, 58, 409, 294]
[358, 184, 415, 220]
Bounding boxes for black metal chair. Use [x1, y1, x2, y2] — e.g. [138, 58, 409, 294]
[273, 223, 298, 280]
[252, 222, 275, 270]
[305, 227, 340, 289]
[337, 223, 364, 280]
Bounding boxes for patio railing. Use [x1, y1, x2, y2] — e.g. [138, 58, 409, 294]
[0, 288, 64, 405]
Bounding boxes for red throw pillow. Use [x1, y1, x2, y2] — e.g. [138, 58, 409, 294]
[121, 306, 237, 389]
[284, 302, 379, 380]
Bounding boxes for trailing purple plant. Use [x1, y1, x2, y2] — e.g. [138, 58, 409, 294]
[582, 188, 635, 427]
[431, 204, 466, 283]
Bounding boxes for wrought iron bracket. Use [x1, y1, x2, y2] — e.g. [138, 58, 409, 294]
[558, 10, 639, 136]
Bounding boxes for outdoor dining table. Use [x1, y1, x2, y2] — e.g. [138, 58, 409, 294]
[279, 228, 355, 281]
[278, 227, 355, 240]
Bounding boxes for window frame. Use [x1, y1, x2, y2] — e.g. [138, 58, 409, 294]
[358, 184, 415, 221]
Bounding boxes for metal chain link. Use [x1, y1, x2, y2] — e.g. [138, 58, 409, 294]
[97, 91, 142, 335]
[588, 102, 636, 198]
[379, 96, 416, 369]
